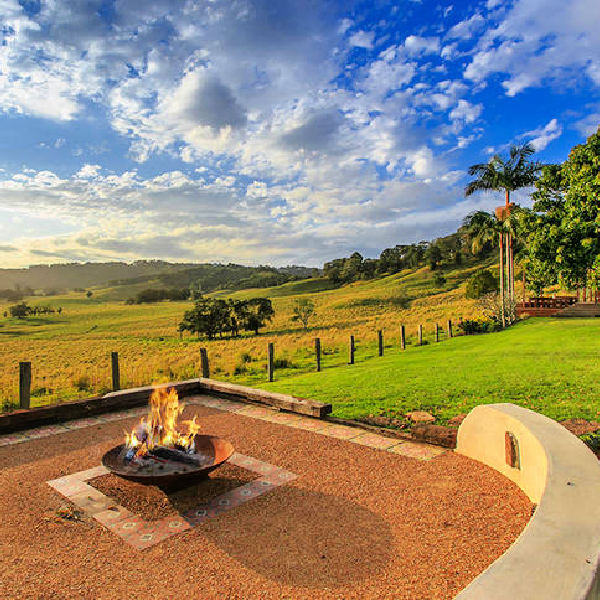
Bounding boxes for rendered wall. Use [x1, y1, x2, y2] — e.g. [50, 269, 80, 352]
[455, 403, 600, 599]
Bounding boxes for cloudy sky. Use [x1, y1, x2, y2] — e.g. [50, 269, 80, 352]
[0, 0, 598, 268]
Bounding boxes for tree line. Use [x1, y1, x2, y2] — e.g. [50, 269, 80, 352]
[179, 297, 274, 339]
[4, 303, 63, 319]
[323, 231, 479, 286]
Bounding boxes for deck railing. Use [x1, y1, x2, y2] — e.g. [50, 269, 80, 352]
[521, 297, 577, 309]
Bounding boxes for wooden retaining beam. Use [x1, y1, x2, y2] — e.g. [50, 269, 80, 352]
[0, 378, 333, 434]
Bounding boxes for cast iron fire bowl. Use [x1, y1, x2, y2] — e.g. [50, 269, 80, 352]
[101, 434, 234, 491]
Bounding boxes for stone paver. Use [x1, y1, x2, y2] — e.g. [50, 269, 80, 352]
[388, 441, 447, 460]
[349, 432, 403, 450]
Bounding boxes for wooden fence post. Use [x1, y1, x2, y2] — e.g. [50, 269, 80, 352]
[349, 335, 355, 364]
[435, 323, 439, 342]
[111, 351, 120, 391]
[400, 325, 406, 350]
[315, 337, 321, 372]
[447, 320, 453, 339]
[378, 330, 383, 357]
[199, 347, 210, 378]
[267, 342, 274, 382]
[418, 324, 423, 346]
[19, 361, 31, 410]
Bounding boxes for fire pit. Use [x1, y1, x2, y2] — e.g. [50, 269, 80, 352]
[102, 387, 234, 491]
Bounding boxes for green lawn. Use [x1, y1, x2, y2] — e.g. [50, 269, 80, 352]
[266, 318, 600, 424]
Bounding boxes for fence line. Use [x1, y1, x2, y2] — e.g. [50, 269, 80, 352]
[3, 319, 457, 411]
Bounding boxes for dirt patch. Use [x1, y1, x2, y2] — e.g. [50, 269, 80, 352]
[89, 463, 258, 521]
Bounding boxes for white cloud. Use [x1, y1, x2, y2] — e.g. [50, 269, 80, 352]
[465, 0, 600, 96]
[349, 30, 375, 49]
[404, 35, 440, 55]
[522, 118, 562, 150]
[573, 113, 600, 137]
[445, 14, 485, 40]
[449, 99, 483, 124]
[76, 164, 102, 178]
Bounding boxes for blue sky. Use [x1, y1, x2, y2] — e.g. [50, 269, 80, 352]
[0, 0, 598, 268]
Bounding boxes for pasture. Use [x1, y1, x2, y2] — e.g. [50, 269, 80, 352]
[0, 263, 485, 409]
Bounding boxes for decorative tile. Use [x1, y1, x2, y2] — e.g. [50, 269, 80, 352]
[235, 405, 275, 419]
[75, 465, 110, 480]
[94, 505, 134, 528]
[290, 418, 332, 432]
[47, 478, 90, 497]
[47, 453, 296, 550]
[267, 412, 303, 425]
[349, 433, 403, 450]
[321, 425, 363, 440]
[69, 487, 114, 514]
[387, 441, 447, 460]
[0, 433, 30, 446]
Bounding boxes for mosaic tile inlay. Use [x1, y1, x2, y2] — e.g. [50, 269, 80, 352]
[47, 452, 297, 550]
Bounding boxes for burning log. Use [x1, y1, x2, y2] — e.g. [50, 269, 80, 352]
[150, 446, 209, 467]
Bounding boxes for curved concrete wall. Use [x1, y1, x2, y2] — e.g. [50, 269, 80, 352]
[455, 403, 600, 600]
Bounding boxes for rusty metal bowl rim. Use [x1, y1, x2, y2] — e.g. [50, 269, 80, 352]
[101, 434, 235, 488]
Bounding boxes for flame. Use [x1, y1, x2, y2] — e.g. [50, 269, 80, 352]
[124, 387, 200, 457]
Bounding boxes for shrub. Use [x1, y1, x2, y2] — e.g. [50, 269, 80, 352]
[433, 274, 447, 286]
[466, 269, 499, 299]
[273, 358, 294, 369]
[72, 376, 91, 391]
[457, 318, 499, 335]
[239, 352, 252, 363]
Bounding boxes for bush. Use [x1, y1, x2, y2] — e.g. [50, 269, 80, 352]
[273, 358, 295, 369]
[239, 352, 252, 363]
[466, 269, 499, 299]
[72, 376, 92, 391]
[457, 318, 499, 335]
[433, 274, 447, 286]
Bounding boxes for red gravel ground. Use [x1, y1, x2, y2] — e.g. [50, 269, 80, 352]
[0, 405, 533, 600]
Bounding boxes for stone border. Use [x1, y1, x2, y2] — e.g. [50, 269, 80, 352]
[455, 403, 600, 600]
[0, 378, 332, 435]
[0, 394, 447, 463]
[47, 453, 297, 551]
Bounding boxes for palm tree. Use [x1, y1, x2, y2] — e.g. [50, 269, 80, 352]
[463, 211, 506, 326]
[465, 144, 542, 322]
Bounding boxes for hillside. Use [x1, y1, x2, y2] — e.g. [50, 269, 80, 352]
[0, 255, 494, 410]
[0, 261, 315, 296]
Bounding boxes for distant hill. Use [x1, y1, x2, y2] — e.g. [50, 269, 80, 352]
[0, 260, 317, 295]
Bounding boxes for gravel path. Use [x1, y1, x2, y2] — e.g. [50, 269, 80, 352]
[0, 405, 532, 600]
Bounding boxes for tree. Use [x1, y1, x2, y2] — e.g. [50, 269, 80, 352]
[463, 211, 506, 324]
[465, 144, 542, 323]
[86, 290, 93, 298]
[425, 244, 443, 270]
[179, 299, 224, 340]
[291, 299, 315, 330]
[9, 303, 31, 319]
[466, 269, 499, 299]
[529, 128, 600, 289]
[241, 298, 274, 335]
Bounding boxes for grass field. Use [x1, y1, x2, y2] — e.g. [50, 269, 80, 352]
[0, 260, 489, 410]
[266, 317, 600, 424]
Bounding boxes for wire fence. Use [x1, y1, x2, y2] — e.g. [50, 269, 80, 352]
[1, 320, 459, 414]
